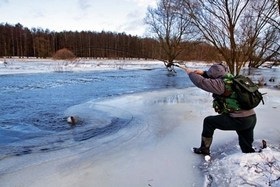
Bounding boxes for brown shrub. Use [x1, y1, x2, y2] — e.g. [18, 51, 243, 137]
[53, 48, 76, 60]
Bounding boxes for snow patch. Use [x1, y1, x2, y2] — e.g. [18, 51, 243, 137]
[208, 148, 280, 187]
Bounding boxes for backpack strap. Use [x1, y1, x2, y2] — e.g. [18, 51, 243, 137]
[222, 73, 234, 97]
[212, 73, 241, 114]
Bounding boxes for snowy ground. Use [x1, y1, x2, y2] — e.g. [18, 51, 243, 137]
[0, 58, 210, 74]
[0, 58, 165, 74]
[0, 58, 279, 187]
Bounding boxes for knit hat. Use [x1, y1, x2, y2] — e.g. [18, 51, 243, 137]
[206, 64, 227, 79]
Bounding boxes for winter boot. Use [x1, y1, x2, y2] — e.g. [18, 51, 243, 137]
[193, 137, 213, 155]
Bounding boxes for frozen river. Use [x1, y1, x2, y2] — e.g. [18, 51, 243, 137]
[0, 62, 279, 187]
[0, 68, 192, 159]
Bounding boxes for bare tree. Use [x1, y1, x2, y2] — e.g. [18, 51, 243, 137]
[278, 0, 280, 14]
[185, 0, 280, 75]
[240, 0, 280, 69]
[145, 0, 196, 70]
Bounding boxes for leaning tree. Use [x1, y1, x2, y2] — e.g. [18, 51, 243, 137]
[145, 0, 197, 70]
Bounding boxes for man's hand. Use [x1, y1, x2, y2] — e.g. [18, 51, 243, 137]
[193, 69, 204, 75]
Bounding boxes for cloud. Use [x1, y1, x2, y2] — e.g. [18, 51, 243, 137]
[113, 0, 156, 36]
[0, 0, 9, 7]
[31, 10, 45, 19]
[78, 0, 91, 10]
[116, 9, 147, 36]
[74, 0, 92, 20]
[127, 0, 156, 7]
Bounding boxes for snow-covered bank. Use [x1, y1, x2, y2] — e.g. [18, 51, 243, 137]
[0, 58, 212, 75]
[0, 87, 279, 187]
[208, 148, 280, 187]
[0, 58, 165, 74]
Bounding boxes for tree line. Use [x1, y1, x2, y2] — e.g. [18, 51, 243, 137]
[0, 23, 155, 59]
[1, 0, 279, 75]
[0, 22, 220, 62]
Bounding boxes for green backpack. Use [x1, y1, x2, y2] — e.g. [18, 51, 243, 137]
[233, 75, 264, 110]
[213, 74, 264, 114]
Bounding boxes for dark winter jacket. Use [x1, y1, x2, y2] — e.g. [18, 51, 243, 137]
[189, 72, 255, 118]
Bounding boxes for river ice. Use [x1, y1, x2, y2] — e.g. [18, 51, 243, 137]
[0, 59, 279, 187]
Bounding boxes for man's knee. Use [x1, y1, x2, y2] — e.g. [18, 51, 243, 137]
[203, 116, 213, 125]
[203, 115, 219, 128]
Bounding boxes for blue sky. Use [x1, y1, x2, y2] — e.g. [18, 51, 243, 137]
[0, 0, 156, 36]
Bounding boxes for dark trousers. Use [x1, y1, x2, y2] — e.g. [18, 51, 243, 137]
[202, 114, 257, 153]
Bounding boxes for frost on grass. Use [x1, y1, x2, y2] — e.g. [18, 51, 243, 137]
[207, 147, 280, 187]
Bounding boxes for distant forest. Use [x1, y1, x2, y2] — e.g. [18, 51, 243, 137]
[0, 23, 220, 61]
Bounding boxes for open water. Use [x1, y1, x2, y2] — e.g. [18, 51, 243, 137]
[0, 68, 192, 159]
